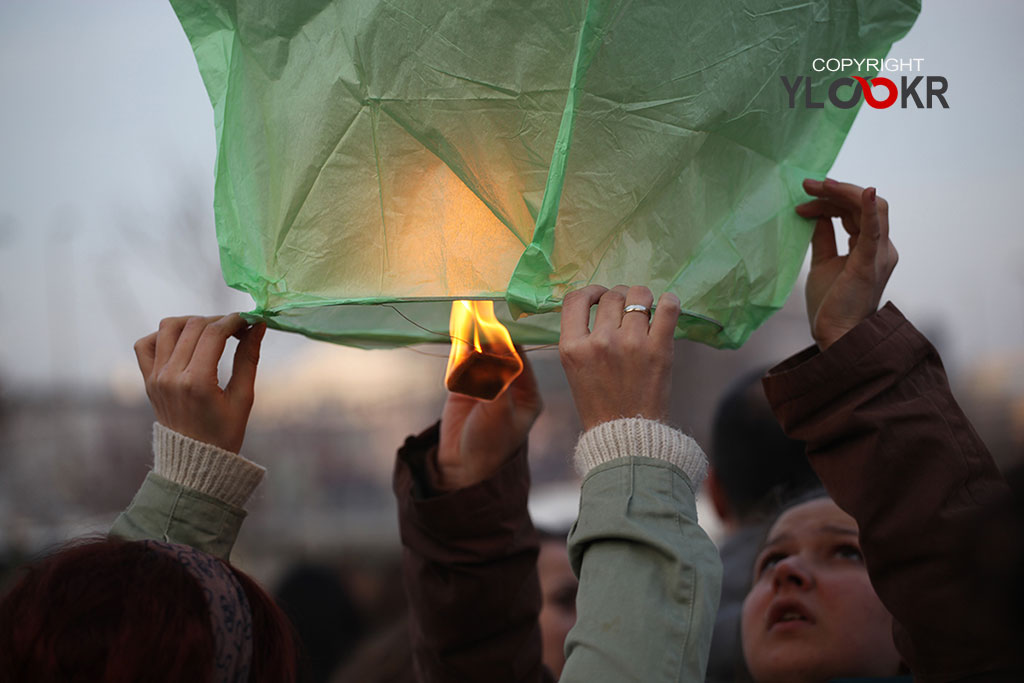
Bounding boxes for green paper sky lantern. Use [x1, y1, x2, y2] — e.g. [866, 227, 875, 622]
[170, 0, 919, 348]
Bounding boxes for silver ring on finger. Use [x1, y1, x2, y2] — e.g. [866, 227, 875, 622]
[623, 304, 651, 320]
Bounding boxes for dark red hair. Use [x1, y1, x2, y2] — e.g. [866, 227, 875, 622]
[0, 536, 297, 683]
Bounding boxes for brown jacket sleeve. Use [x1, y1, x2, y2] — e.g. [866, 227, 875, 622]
[394, 422, 553, 683]
[763, 303, 1021, 682]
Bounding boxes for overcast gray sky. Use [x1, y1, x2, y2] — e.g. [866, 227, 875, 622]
[0, 1, 1021, 390]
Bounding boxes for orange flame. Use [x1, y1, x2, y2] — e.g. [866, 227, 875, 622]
[444, 300, 523, 400]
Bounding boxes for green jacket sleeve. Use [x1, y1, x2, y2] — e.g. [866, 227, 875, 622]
[110, 472, 247, 562]
[109, 423, 264, 562]
[562, 456, 722, 682]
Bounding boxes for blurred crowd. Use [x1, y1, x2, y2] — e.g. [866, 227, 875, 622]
[2, 179, 1022, 682]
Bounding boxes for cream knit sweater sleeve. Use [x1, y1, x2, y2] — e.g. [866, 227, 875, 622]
[151, 422, 266, 509]
[573, 417, 707, 489]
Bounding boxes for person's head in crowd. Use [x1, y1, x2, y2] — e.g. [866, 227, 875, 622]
[0, 536, 297, 683]
[274, 563, 365, 683]
[740, 492, 903, 682]
[529, 485, 579, 678]
[537, 531, 577, 679]
[707, 367, 820, 530]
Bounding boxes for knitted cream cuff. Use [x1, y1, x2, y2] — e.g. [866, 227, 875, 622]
[573, 417, 708, 489]
[152, 422, 266, 509]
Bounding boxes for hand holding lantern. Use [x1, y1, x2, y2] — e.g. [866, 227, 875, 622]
[559, 285, 680, 431]
[435, 350, 543, 492]
[796, 178, 898, 351]
[134, 313, 266, 454]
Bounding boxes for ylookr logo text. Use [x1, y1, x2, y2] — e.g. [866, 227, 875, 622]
[782, 57, 948, 110]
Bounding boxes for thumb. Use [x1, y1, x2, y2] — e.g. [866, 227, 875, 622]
[508, 347, 542, 417]
[810, 217, 838, 265]
[227, 322, 266, 406]
[848, 187, 881, 272]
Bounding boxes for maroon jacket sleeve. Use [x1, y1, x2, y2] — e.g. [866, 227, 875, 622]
[393, 422, 553, 683]
[763, 303, 1021, 681]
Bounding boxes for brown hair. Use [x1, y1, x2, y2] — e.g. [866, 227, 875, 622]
[0, 536, 297, 683]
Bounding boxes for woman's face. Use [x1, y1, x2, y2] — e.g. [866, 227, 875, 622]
[741, 498, 901, 683]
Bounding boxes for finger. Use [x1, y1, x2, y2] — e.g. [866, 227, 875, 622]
[796, 200, 862, 240]
[560, 285, 608, 340]
[507, 346, 543, 414]
[593, 285, 629, 333]
[839, 212, 861, 238]
[187, 313, 249, 380]
[154, 316, 191, 371]
[226, 321, 266, 407]
[810, 217, 839, 264]
[649, 292, 681, 343]
[849, 187, 881, 270]
[134, 332, 157, 379]
[512, 345, 537, 392]
[167, 316, 220, 371]
[795, 199, 857, 222]
[621, 286, 654, 337]
[804, 178, 868, 214]
[802, 177, 825, 195]
[876, 192, 890, 242]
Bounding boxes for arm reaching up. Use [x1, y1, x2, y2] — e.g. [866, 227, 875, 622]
[395, 356, 550, 683]
[435, 348, 543, 491]
[559, 285, 721, 683]
[764, 180, 1022, 678]
[112, 314, 267, 560]
[134, 313, 265, 453]
[796, 178, 897, 350]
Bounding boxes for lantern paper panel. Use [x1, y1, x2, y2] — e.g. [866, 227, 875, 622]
[171, 0, 919, 349]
